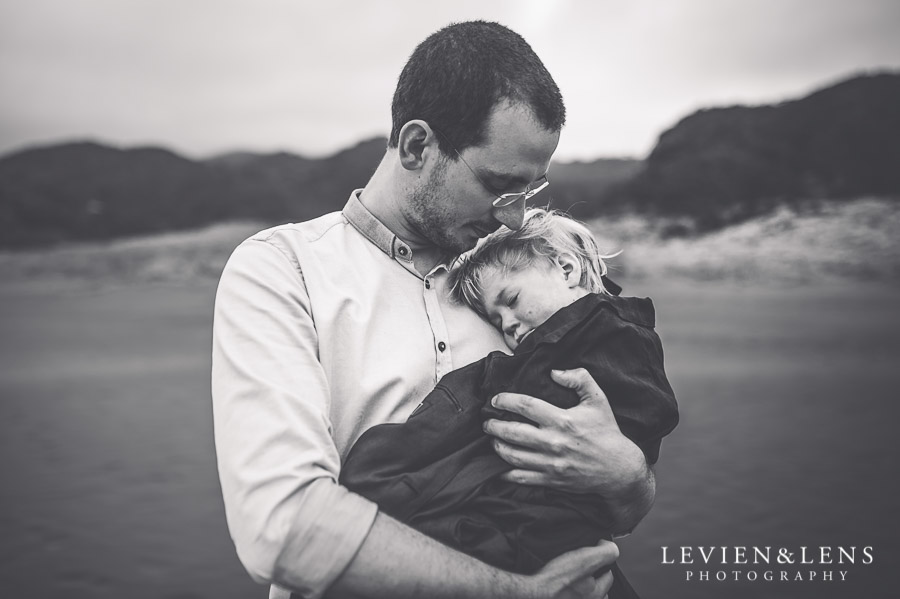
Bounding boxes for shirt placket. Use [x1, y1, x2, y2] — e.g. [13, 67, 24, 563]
[422, 266, 454, 382]
[388, 237, 454, 383]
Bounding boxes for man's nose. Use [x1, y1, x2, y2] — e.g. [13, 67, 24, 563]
[491, 196, 526, 230]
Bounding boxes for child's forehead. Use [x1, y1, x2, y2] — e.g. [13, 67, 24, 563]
[478, 260, 554, 295]
[479, 256, 552, 280]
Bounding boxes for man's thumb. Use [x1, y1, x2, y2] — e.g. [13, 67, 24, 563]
[550, 368, 609, 405]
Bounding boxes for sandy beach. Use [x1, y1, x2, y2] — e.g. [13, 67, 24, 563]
[1, 273, 898, 598]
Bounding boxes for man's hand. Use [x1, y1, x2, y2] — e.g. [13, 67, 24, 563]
[484, 368, 646, 494]
[527, 540, 618, 599]
[483, 368, 654, 532]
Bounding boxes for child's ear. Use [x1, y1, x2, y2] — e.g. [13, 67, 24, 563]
[556, 253, 583, 288]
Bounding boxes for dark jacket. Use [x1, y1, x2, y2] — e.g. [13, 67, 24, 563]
[340, 293, 678, 590]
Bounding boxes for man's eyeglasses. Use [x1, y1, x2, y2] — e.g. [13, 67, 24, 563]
[432, 128, 550, 207]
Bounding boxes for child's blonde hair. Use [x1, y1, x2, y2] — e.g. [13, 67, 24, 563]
[449, 208, 620, 316]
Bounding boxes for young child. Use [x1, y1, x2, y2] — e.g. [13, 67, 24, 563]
[340, 209, 678, 593]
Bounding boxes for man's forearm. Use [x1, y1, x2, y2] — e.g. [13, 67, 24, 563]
[604, 456, 656, 535]
[327, 512, 618, 599]
[326, 512, 528, 599]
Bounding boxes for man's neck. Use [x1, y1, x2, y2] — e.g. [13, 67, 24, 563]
[359, 153, 447, 276]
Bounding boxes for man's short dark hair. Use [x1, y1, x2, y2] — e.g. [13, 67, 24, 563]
[388, 21, 566, 156]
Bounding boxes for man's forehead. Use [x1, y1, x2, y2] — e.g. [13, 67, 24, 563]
[464, 102, 559, 177]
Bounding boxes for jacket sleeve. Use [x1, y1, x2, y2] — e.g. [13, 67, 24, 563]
[581, 299, 679, 465]
[482, 297, 678, 465]
[211, 238, 377, 598]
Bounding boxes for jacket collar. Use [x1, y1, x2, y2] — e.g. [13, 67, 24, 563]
[515, 292, 655, 354]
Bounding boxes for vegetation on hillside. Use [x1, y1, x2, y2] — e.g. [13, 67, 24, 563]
[606, 72, 900, 230]
[2, 199, 897, 288]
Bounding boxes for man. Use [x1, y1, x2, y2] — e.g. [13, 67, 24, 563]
[212, 21, 655, 599]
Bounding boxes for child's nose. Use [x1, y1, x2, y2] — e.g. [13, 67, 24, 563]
[501, 315, 518, 339]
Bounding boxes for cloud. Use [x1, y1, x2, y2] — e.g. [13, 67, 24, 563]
[1, 0, 898, 159]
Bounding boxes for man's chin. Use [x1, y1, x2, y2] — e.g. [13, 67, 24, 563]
[455, 228, 485, 252]
[471, 223, 499, 240]
[437, 225, 494, 255]
[437, 232, 477, 256]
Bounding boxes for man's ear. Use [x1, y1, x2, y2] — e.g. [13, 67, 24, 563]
[397, 120, 439, 171]
[556, 253, 583, 288]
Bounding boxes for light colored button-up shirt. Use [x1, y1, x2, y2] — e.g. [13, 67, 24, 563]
[211, 191, 508, 598]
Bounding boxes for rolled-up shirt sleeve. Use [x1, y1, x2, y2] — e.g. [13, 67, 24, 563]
[211, 238, 378, 598]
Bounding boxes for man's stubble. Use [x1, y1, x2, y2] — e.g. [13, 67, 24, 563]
[404, 155, 474, 256]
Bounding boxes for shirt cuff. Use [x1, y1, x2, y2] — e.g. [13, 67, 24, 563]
[269, 480, 379, 599]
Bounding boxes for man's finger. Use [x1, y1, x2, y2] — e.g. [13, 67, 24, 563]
[483, 418, 546, 448]
[499, 468, 550, 486]
[541, 540, 619, 579]
[491, 438, 552, 472]
[593, 569, 615, 598]
[550, 369, 613, 410]
[491, 392, 564, 426]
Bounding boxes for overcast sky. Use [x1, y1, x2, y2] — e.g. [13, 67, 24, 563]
[1, 0, 898, 161]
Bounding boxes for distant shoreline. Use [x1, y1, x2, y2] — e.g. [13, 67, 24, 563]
[3, 199, 898, 289]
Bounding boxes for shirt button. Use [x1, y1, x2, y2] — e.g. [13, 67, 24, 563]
[425, 279, 431, 289]
[438, 341, 447, 352]
[398, 246, 408, 257]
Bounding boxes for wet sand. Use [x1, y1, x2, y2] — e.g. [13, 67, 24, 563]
[1, 279, 898, 598]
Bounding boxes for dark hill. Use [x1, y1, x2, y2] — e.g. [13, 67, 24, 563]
[2, 72, 896, 248]
[0, 135, 637, 249]
[609, 72, 900, 229]
[0, 138, 386, 248]
[544, 158, 642, 218]
[0, 142, 222, 246]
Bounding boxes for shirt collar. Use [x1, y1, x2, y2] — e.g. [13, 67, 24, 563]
[343, 190, 414, 263]
[342, 189, 456, 273]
